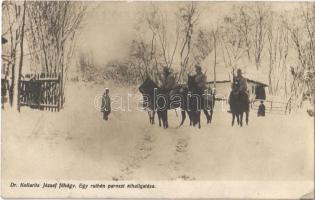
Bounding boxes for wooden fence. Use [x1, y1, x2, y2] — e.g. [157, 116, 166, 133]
[251, 99, 291, 115]
[19, 73, 63, 111]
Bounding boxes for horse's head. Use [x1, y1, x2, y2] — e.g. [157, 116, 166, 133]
[139, 76, 158, 95]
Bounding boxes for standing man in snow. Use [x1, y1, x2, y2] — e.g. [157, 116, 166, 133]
[257, 100, 266, 117]
[101, 88, 111, 120]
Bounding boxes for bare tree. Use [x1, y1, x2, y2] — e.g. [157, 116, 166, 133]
[220, 16, 247, 70]
[193, 26, 219, 86]
[77, 51, 98, 82]
[212, 28, 219, 88]
[251, 3, 271, 70]
[220, 3, 271, 70]
[131, 4, 180, 83]
[129, 39, 158, 81]
[220, 5, 254, 70]
[27, 1, 86, 107]
[16, 1, 26, 112]
[283, 3, 315, 107]
[177, 2, 200, 81]
[239, 7, 253, 62]
[193, 28, 213, 66]
[2, 1, 27, 110]
[267, 12, 290, 95]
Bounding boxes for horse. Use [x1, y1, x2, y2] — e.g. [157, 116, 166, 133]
[139, 77, 184, 128]
[229, 81, 249, 127]
[139, 77, 166, 127]
[139, 77, 198, 128]
[139, 76, 215, 129]
[186, 75, 215, 128]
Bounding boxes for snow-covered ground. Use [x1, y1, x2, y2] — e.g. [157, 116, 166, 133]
[2, 82, 314, 181]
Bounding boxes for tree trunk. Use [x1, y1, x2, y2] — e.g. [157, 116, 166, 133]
[213, 31, 217, 89]
[16, 1, 26, 112]
[268, 51, 273, 95]
[9, 59, 16, 107]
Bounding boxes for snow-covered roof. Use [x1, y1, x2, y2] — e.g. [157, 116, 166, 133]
[204, 66, 232, 82]
[200, 50, 269, 86]
[242, 67, 268, 86]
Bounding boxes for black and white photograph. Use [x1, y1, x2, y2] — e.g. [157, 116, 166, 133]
[1, 1, 314, 199]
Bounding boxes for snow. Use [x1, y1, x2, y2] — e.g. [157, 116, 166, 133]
[2, 82, 313, 182]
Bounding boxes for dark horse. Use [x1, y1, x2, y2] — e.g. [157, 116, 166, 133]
[186, 75, 215, 128]
[138, 77, 177, 128]
[139, 76, 215, 129]
[229, 80, 249, 127]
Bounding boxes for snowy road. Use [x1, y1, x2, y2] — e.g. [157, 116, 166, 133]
[2, 82, 314, 182]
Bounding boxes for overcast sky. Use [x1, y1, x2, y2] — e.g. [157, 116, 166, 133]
[75, 2, 302, 70]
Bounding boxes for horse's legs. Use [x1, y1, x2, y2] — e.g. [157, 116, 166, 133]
[148, 110, 155, 125]
[191, 112, 195, 126]
[197, 111, 201, 129]
[203, 109, 210, 124]
[164, 110, 168, 129]
[190, 111, 196, 126]
[246, 111, 249, 125]
[179, 110, 186, 127]
[147, 111, 152, 124]
[161, 111, 167, 129]
[240, 112, 243, 127]
[236, 114, 240, 125]
[187, 111, 192, 126]
[209, 98, 215, 123]
[209, 109, 213, 123]
[157, 111, 162, 127]
[232, 113, 235, 126]
[152, 110, 155, 124]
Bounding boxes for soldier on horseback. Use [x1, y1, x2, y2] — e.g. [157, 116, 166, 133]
[194, 65, 207, 95]
[234, 68, 249, 103]
[228, 68, 249, 112]
[158, 66, 178, 97]
[191, 65, 214, 125]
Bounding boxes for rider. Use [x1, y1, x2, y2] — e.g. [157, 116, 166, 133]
[228, 68, 249, 112]
[193, 65, 208, 110]
[235, 68, 248, 96]
[159, 66, 178, 96]
[238, 69, 250, 105]
[194, 65, 207, 94]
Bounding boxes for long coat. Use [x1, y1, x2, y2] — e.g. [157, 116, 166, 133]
[101, 93, 111, 113]
[236, 76, 248, 93]
[159, 73, 177, 90]
[194, 72, 207, 90]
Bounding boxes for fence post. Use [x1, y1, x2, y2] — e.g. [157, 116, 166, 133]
[58, 74, 61, 111]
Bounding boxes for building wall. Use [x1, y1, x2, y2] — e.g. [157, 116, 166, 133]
[248, 82, 256, 98]
[208, 82, 231, 100]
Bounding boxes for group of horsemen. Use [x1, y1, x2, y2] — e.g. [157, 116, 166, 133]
[101, 65, 250, 121]
[156, 65, 249, 109]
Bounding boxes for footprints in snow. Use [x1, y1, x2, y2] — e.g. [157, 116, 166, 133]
[113, 127, 154, 180]
[169, 135, 196, 180]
